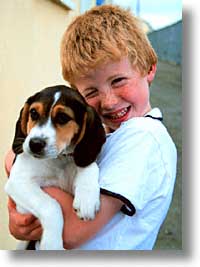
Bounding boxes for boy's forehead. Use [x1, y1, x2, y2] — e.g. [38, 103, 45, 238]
[79, 57, 134, 78]
[73, 57, 138, 90]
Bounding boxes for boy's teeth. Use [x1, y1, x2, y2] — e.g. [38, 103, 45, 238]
[109, 107, 128, 119]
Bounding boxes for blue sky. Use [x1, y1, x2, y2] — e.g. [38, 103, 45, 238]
[112, 0, 182, 30]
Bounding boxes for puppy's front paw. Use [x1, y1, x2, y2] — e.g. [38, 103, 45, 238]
[73, 189, 100, 220]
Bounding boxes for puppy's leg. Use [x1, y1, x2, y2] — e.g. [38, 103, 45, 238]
[5, 156, 64, 250]
[73, 162, 100, 220]
[5, 178, 64, 250]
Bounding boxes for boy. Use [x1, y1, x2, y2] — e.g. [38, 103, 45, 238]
[5, 5, 177, 250]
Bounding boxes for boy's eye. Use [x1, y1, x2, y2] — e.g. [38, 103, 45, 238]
[54, 112, 71, 125]
[111, 77, 127, 87]
[84, 88, 98, 99]
[30, 108, 40, 121]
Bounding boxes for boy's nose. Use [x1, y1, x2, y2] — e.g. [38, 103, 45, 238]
[100, 91, 118, 110]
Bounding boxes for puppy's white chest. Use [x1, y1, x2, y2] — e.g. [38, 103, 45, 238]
[11, 153, 77, 193]
[38, 159, 77, 193]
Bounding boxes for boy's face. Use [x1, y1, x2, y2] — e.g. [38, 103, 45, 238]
[74, 57, 156, 130]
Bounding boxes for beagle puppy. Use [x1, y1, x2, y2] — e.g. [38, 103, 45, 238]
[5, 85, 106, 250]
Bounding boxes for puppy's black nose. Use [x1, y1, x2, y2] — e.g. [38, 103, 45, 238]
[29, 138, 46, 154]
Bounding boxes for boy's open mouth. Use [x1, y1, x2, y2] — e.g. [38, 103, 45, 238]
[104, 106, 131, 121]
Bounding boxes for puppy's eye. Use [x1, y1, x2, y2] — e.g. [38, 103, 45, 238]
[55, 112, 71, 125]
[30, 108, 40, 121]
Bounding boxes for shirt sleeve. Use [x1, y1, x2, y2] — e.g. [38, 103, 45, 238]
[97, 123, 171, 216]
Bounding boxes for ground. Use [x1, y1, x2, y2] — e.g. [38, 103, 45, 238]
[150, 61, 182, 249]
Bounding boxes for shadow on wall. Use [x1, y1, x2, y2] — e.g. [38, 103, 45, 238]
[148, 21, 182, 65]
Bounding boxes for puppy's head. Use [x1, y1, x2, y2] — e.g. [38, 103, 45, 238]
[13, 85, 106, 167]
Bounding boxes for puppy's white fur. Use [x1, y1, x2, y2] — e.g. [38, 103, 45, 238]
[5, 152, 100, 250]
[5, 91, 101, 250]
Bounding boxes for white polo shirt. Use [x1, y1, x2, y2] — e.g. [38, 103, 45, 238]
[77, 108, 177, 250]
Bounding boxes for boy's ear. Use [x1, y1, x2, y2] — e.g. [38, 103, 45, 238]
[12, 103, 30, 154]
[73, 106, 106, 167]
[147, 64, 157, 84]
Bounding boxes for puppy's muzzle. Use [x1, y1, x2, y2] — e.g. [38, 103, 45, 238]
[29, 137, 46, 156]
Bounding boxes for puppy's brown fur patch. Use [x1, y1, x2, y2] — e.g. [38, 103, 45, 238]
[21, 103, 30, 135]
[51, 104, 75, 120]
[56, 120, 79, 150]
[27, 102, 45, 134]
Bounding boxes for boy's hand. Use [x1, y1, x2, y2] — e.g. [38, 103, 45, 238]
[5, 150, 15, 176]
[8, 197, 42, 241]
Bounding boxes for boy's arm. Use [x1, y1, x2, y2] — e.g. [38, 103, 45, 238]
[44, 187, 122, 249]
[5, 150, 122, 249]
[8, 187, 122, 249]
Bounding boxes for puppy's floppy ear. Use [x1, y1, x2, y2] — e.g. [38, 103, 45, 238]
[12, 91, 41, 154]
[12, 103, 30, 154]
[73, 106, 106, 167]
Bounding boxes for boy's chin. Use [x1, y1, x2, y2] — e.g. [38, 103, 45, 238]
[104, 121, 121, 132]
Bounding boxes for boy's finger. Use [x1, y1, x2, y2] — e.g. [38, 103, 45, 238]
[10, 209, 36, 227]
[17, 219, 42, 237]
[8, 197, 37, 226]
[8, 197, 16, 210]
[27, 221, 43, 240]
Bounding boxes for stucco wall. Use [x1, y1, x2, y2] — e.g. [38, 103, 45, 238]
[0, 0, 80, 250]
